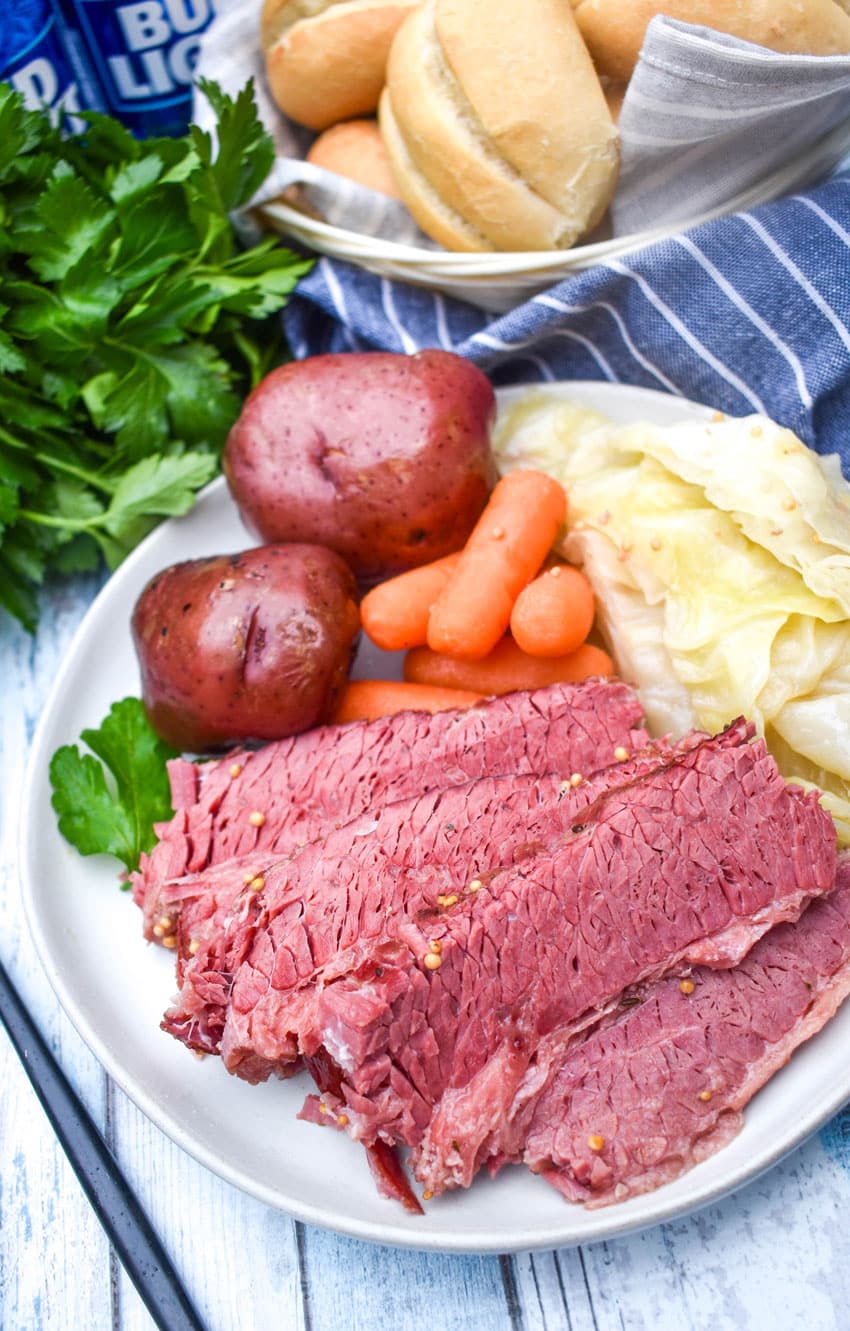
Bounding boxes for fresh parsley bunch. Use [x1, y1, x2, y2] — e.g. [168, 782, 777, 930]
[0, 79, 312, 630]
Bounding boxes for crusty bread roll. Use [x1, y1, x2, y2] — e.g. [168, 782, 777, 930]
[380, 91, 489, 250]
[307, 119, 400, 196]
[262, 0, 418, 131]
[380, 0, 619, 252]
[261, 0, 323, 48]
[572, 0, 850, 82]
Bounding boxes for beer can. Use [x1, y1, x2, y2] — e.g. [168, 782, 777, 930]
[0, 0, 101, 131]
[50, 0, 219, 138]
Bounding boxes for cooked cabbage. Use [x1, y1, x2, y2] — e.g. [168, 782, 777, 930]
[493, 396, 850, 843]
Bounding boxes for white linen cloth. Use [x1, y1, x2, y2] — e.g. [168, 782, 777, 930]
[615, 20, 850, 232]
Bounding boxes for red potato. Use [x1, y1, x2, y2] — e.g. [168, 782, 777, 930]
[131, 544, 360, 752]
[223, 350, 497, 581]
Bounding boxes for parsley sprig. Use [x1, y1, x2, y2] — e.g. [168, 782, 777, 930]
[50, 698, 179, 875]
[0, 80, 312, 629]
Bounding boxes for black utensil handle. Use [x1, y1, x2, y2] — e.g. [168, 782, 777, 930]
[0, 958, 207, 1331]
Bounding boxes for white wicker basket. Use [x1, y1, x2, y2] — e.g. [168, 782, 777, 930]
[259, 118, 850, 312]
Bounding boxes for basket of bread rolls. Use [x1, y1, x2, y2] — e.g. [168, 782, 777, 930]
[235, 0, 850, 307]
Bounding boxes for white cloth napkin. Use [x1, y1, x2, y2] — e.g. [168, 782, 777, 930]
[195, 0, 850, 245]
[614, 19, 850, 233]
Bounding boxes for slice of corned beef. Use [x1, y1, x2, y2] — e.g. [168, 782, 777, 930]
[162, 734, 697, 1066]
[283, 724, 835, 1195]
[133, 678, 648, 938]
[522, 854, 850, 1208]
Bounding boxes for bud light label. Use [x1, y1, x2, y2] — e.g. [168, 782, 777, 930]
[1, 0, 88, 131]
[52, 0, 219, 137]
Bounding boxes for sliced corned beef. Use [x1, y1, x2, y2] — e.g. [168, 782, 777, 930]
[134, 678, 648, 939]
[280, 725, 834, 1195]
[522, 855, 850, 1207]
[162, 734, 695, 1066]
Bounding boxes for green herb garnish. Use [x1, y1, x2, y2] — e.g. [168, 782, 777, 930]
[0, 79, 312, 630]
[49, 698, 178, 875]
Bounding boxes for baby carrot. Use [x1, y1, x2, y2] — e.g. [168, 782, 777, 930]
[426, 470, 567, 660]
[330, 679, 483, 724]
[404, 638, 615, 695]
[510, 563, 595, 657]
[361, 553, 462, 651]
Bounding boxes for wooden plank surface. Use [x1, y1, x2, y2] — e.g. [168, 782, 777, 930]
[3, 577, 850, 1331]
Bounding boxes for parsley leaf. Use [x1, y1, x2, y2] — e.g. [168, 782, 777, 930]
[194, 79, 276, 216]
[26, 169, 116, 282]
[97, 451, 219, 564]
[49, 698, 179, 874]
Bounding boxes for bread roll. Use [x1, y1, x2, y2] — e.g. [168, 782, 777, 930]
[307, 119, 400, 196]
[262, 0, 418, 131]
[381, 0, 619, 252]
[380, 91, 491, 250]
[572, 0, 850, 82]
[262, 0, 330, 48]
[383, 5, 570, 250]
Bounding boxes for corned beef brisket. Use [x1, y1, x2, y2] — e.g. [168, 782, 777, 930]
[522, 855, 850, 1207]
[145, 673, 847, 1212]
[276, 724, 835, 1195]
[134, 678, 648, 940]
[161, 733, 698, 1064]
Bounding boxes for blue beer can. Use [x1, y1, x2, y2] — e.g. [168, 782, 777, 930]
[51, 0, 219, 137]
[0, 0, 101, 131]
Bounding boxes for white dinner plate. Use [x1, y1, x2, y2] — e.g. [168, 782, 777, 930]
[20, 382, 850, 1253]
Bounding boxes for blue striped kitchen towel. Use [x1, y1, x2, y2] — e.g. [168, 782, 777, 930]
[283, 170, 850, 476]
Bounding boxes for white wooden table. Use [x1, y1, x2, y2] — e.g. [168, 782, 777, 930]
[4, 575, 850, 1331]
